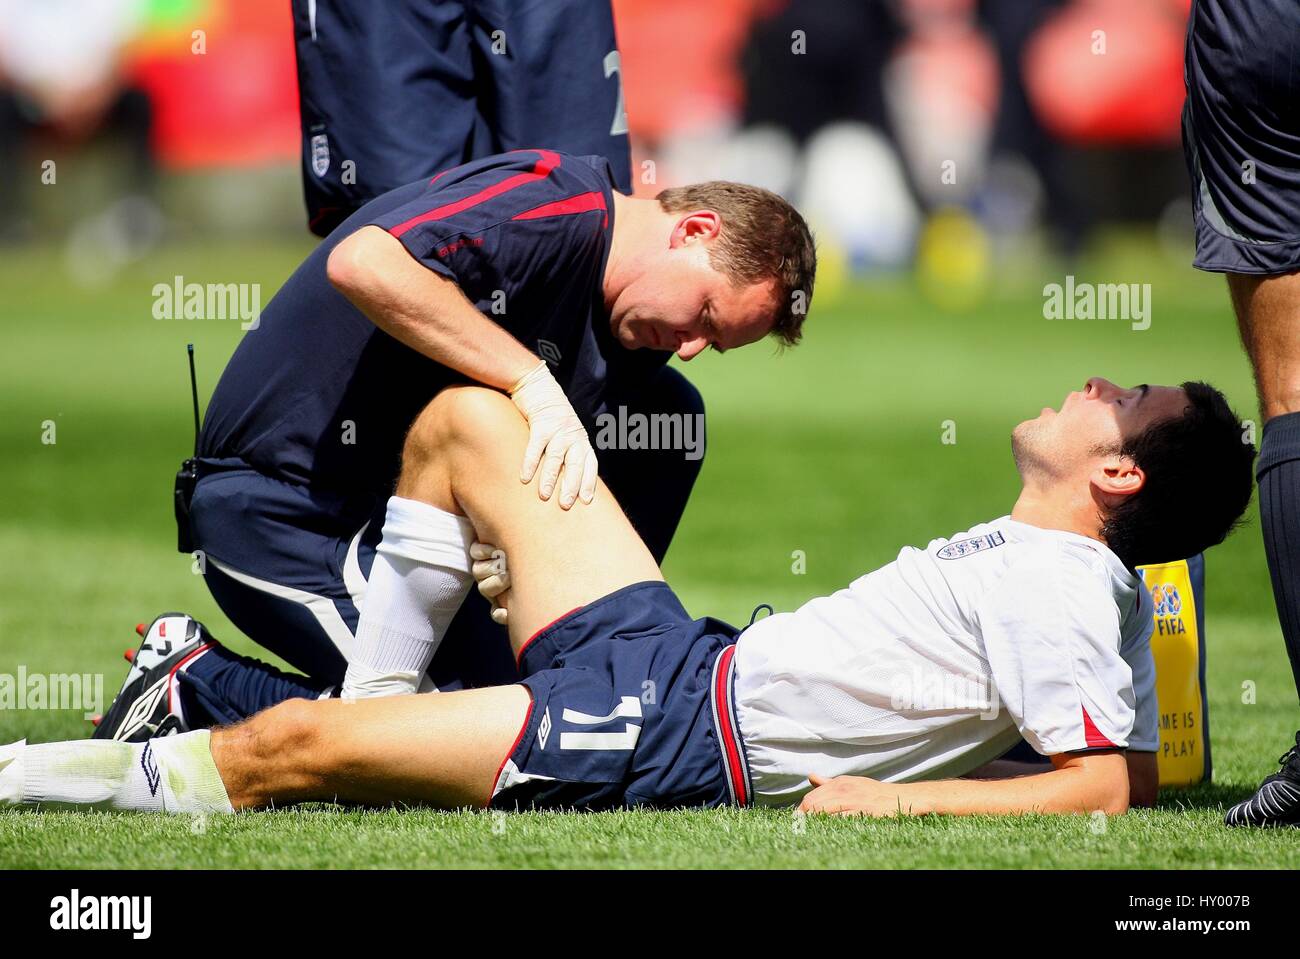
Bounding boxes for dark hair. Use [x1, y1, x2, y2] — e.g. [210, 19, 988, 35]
[1099, 381, 1255, 568]
[656, 182, 816, 346]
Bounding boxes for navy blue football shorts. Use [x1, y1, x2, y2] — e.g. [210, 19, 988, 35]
[488, 582, 756, 811]
[291, 0, 632, 235]
[1183, 0, 1300, 274]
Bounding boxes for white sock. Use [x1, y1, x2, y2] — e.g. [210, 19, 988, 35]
[342, 496, 475, 699]
[1, 731, 233, 814]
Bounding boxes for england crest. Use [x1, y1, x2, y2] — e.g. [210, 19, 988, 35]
[937, 530, 1006, 560]
[310, 133, 330, 177]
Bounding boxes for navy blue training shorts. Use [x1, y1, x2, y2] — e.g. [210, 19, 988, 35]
[489, 582, 755, 811]
[1183, 0, 1300, 274]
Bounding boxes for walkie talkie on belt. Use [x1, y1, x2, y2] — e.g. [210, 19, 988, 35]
[174, 343, 201, 554]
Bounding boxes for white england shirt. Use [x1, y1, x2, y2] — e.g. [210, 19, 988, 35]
[732, 516, 1157, 805]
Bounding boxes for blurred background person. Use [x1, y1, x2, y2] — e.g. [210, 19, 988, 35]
[290, 0, 631, 236]
[0, 0, 156, 249]
[3, 0, 1199, 283]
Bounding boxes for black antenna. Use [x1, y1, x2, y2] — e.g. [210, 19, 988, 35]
[187, 343, 200, 456]
[175, 345, 202, 554]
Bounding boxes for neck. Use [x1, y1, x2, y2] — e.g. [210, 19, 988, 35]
[1009, 477, 1105, 543]
[604, 192, 663, 312]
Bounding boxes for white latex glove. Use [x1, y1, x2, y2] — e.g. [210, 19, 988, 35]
[470, 541, 511, 626]
[509, 361, 598, 508]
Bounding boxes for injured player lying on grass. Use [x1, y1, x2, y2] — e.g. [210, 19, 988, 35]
[0, 377, 1254, 818]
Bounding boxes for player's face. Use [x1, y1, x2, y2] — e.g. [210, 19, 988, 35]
[1012, 377, 1189, 480]
[609, 218, 778, 360]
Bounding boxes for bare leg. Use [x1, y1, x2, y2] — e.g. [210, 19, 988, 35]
[1228, 270, 1300, 420]
[210, 685, 531, 809]
[396, 386, 666, 656]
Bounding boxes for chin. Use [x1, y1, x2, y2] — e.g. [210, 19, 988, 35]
[1010, 419, 1046, 475]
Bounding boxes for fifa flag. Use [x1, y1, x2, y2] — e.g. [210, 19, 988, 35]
[1137, 556, 1212, 787]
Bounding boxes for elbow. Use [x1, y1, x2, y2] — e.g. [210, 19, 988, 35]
[1097, 772, 1131, 816]
[1060, 751, 1133, 816]
[1100, 791, 1130, 817]
[1072, 779, 1127, 817]
[326, 232, 367, 299]
[1062, 757, 1130, 816]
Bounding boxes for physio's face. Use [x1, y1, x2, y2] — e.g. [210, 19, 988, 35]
[608, 224, 778, 360]
[1011, 377, 1189, 478]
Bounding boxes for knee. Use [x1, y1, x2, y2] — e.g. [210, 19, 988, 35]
[216, 698, 325, 806]
[402, 385, 517, 468]
[241, 699, 322, 773]
[656, 366, 706, 420]
[257, 698, 322, 758]
[662, 368, 707, 470]
[615, 366, 706, 420]
[642, 368, 706, 468]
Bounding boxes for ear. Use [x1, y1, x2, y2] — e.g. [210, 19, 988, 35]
[1091, 455, 1145, 509]
[668, 210, 722, 248]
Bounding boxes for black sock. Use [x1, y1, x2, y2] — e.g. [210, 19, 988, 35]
[1257, 412, 1300, 704]
[180, 644, 330, 726]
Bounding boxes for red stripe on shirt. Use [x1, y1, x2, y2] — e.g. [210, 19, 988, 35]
[512, 190, 608, 228]
[388, 149, 563, 238]
[1081, 706, 1117, 748]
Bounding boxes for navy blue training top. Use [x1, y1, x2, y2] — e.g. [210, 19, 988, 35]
[198, 149, 668, 498]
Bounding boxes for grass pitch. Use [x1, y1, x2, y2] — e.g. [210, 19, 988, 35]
[2, 234, 1298, 869]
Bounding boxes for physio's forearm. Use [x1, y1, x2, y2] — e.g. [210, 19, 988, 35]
[329, 226, 538, 390]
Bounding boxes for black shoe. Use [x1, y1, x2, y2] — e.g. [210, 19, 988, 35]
[1225, 731, 1300, 828]
[91, 612, 214, 742]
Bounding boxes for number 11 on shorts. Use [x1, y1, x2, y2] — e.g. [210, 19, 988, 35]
[560, 696, 641, 750]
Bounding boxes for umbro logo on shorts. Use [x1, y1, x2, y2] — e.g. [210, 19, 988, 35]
[538, 706, 552, 750]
